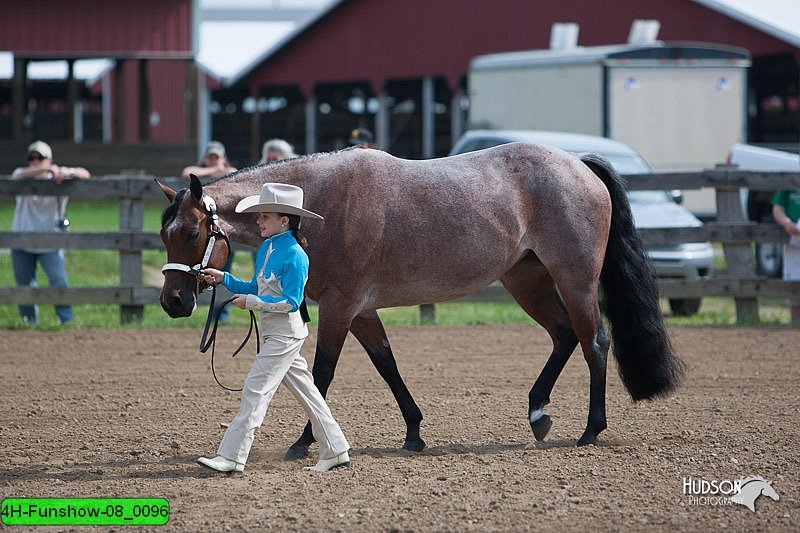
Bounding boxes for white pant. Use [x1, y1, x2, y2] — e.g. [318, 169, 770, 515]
[785, 242, 800, 280]
[217, 335, 350, 464]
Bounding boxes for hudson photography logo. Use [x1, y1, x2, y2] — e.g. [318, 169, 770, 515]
[683, 475, 780, 512]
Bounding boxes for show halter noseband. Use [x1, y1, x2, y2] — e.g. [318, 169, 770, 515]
[161, 192, 260, 392]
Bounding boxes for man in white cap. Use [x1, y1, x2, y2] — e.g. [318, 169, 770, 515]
[181, 140, 237, 179]
[197, 183, 351, 473]
[11, 141, 90, 325]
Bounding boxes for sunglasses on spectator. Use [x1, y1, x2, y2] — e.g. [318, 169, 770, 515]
[27, 154, 46, 162]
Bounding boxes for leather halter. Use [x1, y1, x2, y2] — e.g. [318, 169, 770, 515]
[160, 192, 259, 391]
[162, 194, 229, 278]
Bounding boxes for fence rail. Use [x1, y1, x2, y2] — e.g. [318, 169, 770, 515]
[2, 169, 800, 324]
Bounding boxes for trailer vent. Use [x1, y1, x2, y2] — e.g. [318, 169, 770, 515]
[628, 19, 660, 44]
[549, 23, 579, 50]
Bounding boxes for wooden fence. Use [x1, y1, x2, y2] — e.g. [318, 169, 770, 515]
[1, 168, 800, 325]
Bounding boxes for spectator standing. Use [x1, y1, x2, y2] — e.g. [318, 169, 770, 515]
[348, 127, 374, 149]
[11, 141, 90, 325]
[181, 141, 237, 321]
[259, 138, 298, 164]
[771, 189, 800, 326]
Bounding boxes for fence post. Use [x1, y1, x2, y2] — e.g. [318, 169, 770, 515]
[419, 303, 437, 324]
[714, 166, 759, 324]
[120, 176, 145, 323]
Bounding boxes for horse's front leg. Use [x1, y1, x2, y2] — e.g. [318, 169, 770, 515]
[285, 310, 349, 460]
[350, 311, 425, 452]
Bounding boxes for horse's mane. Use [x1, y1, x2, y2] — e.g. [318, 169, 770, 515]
[160, 188, 187, 228]
[210, 145, 361, 185]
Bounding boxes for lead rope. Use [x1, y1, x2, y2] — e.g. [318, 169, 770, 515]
[198, 285, 261, 392]
[160, 192, 259, 391]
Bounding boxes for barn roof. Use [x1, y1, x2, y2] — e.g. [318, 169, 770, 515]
[693, 0, 800, 49]
[228, 0, 800, 94]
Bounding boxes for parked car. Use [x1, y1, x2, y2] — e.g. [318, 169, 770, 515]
[727, 143, 800, 278]
[449, 130, 714, 316]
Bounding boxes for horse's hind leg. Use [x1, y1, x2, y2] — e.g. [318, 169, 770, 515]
[558, 286, 611, 446]
[500, 257, 579, 442]
[349, 311, 425, 452]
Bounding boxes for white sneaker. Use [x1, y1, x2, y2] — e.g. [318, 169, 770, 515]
[303, 451, 351, 472]
[197, 455, 244, 473]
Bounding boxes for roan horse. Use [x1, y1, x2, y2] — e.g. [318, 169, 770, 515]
[157, 143, 685, 457]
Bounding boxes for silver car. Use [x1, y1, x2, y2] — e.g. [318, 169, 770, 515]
[449, 130, 714, 316]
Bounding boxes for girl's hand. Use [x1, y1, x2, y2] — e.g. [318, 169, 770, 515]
[231, 294, 248, 309]
[199, 268, 224, 284]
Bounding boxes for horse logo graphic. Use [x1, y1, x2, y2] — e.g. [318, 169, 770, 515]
[730, 476, 780, 512]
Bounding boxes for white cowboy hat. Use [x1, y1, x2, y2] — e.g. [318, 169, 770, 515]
[235, 183, 323, 220]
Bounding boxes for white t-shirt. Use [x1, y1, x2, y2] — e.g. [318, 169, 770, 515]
[11, 166, 69, 253]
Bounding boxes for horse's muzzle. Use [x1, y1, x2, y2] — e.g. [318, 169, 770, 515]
[161, 288, 196, 318]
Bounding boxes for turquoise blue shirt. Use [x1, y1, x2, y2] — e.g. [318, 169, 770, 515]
[221, 231, 308, 312]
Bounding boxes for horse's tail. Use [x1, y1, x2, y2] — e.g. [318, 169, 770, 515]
[581, 153, 686, 401]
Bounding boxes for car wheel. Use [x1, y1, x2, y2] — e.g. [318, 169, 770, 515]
[669, 298, 701, 317]
[755, 242, 783, 278]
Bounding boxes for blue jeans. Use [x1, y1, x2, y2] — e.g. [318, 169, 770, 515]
[11, 249, 73, 324]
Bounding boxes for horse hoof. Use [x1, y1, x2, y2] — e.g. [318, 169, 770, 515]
[530, 414, 552, 441]
[402, 439, 426, 452]
[284, 445, 310, 460]
[576, 431, 598, 447]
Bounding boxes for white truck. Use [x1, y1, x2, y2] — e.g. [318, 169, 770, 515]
[728, 143, 800, 277]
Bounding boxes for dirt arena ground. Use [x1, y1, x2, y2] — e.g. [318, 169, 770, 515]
[1, 324, 798, 532]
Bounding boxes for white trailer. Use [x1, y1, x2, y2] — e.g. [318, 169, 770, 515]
[469, 42, 751, 174]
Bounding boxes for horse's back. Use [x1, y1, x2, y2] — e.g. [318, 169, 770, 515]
[303, 144, 612, 308]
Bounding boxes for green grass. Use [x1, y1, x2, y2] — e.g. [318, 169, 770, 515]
[0, 199, 794, 329]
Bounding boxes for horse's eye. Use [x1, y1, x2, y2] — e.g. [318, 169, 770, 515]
[187, 229, 200, 241]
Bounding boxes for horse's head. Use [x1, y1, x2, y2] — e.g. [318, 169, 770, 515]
[157, 175, 230, 318]
[760, 480, 780, 502]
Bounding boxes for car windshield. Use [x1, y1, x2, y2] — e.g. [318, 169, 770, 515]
[601, 153, 651, 175]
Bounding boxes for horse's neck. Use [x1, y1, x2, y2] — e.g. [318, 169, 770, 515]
[205, 164, 322, 249]
[224, 216, 262, 249]
[205, 181, 262, 249]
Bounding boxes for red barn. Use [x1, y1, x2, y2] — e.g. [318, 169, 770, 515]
[0, 0, 196, 174]
[0, 0, 797, 172]
[222, 0, 799, 162]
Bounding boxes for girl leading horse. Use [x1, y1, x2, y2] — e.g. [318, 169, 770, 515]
[157, 143, 685, 457]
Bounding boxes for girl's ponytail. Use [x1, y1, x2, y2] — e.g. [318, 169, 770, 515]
[284, 214, 307, 248]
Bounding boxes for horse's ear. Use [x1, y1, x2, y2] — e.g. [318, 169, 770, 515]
[155, 179, 176, 202]
[189, 174, 203, 201]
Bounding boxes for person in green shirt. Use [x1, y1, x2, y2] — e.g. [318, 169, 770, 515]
[771, 189, 800, 325]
